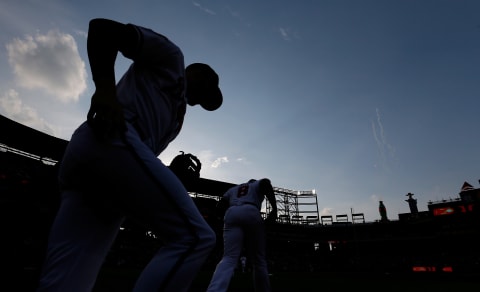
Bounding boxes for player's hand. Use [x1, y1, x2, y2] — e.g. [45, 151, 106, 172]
[87, 87, 126, 141]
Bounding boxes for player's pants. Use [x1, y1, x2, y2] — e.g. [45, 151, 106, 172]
[36, 122, 216, 292]
[207, 204, 271, 292]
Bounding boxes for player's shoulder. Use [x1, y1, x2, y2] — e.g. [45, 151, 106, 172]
[258, 178, 273, 192]
[258, 178, 271, 186]
[129, 24, 183, 64]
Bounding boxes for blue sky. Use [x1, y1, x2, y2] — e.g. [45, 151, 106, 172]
[1, 0, 479, 222]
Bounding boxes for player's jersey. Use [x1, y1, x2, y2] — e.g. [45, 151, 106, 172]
[116, 24, 187, 156]
[223, 179, 266, 210]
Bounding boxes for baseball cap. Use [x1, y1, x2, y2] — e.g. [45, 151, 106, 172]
[186, 63, 223, 111]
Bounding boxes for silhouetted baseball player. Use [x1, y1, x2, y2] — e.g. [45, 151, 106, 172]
[207, 178, 277, 292]
[36, 18, 223, 292]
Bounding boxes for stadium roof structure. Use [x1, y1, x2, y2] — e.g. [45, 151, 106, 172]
[0, 114, 67, 162]
[0, 114, 235, 197]
[189, 178, 236, 198]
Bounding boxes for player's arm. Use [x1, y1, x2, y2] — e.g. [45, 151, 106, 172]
[86, 18, 138, 139]
[260, 179, 277, 222]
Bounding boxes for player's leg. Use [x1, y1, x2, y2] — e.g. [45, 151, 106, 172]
[206, 206, 244, 292]
[37, 123, 124, 292]
[38, 121, 213, 292]
[245, 209, 271, 292]
[112, 127, 216, 292]
[125, 161, 216, 291]
[36, 189, 124, 292]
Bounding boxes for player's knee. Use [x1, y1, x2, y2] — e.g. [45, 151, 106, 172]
[201, 228, 216, 250]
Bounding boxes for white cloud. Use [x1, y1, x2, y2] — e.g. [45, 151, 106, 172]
[319, 207, 333, 216]
[192, 1, 216, 15]
[278, 27, 300, 41]
[371, 108, 396, 171]
[235, 157, 250, 164]
[212, 156, 229, 168]
[74, 29, 88, 39]
[279, 27, 291, 41]
[6, 29, 87, 103]
[0, 89, 56, 136]
[198, 150, 230, 168]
